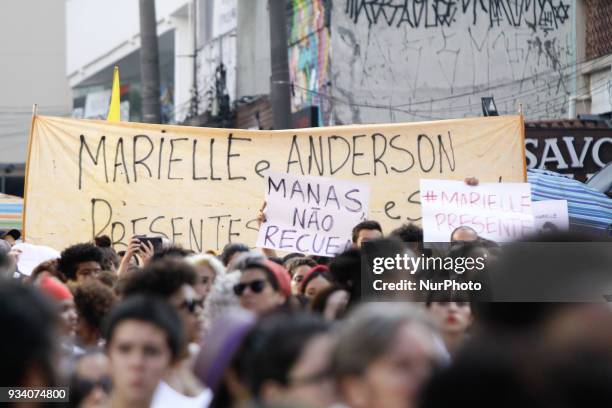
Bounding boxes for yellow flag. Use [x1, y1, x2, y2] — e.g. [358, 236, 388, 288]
[106, 66, 121, 122]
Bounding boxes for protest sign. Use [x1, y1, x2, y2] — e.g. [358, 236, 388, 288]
[420, 179, 534, 242]
[24, 115, 526, 252]
[532, 200, 569, 233]
[256, 172, 369, 256]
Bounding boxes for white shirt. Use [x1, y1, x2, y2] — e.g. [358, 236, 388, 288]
[151, 380, 213, 408]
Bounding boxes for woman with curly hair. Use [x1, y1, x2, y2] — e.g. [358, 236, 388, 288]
[74, 280, 118, 348]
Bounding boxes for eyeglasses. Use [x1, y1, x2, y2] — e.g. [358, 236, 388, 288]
[179, 298, 205, 314]
[233, 279, 267, 296]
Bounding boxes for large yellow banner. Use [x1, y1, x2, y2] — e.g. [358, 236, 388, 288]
[24, 115, 526, 252]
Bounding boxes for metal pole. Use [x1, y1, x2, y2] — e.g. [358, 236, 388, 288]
[268, 0, 292, 129]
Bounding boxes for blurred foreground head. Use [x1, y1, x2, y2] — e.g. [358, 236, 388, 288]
[244, 314, 333, 408]
[473, 231, 612, 336]
[420, 336, 612, 408]
[0, 281, 59, 391]
[332, 303, 443, 408]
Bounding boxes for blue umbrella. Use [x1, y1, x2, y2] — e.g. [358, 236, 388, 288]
[528, 169, 612, 236]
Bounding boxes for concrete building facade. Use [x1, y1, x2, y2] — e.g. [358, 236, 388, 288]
[0, 0, 72, 196]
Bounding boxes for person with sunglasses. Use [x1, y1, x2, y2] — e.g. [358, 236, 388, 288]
[232, 255, 292, 316]
[69, 350, 112, 408]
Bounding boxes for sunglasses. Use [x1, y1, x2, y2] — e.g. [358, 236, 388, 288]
[74, 376, 112, 395]
[179, 298, 205, 314]
[233, 279, 267, 296]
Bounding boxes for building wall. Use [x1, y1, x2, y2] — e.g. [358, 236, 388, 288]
[287, 0, 331, 125]
[580, 0, 612, 115]
[236, 0, 271, 98]
[0, 0, 72, 164]
[585, 0, 612, 61]
[330, 0, 576, 124]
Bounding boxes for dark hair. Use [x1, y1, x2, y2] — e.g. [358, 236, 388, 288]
[300, 268, 334, 295]
[425, 287, 472, 307]
[281, 252, 304, 266]
[244, 314, 329, 398]
[351, 220, 382, 243]
[329, 248, 361, 305]
[103, 295, 184, 361]
[311, 285, 348, 316]
[419, 338, 544, 407]
[285, 257, 317, 276]
[447, 240, 487, 259]
[479, 238, 500, 249]
[240, 257, 281, 292]
[94, 235, 112, 248]
[390, 223, 424, 252]
[0, 251, 12, 277]
[58, 243, 103, 281]
[96, 270, 118, 289]
[30, 258, 65, 282]
[309, 255, 331, 266]
[0, 281, 57, 387]
[473, 231, 612, 331]
[267, 256, 284, 266]
[1, 229, 21, 240]
[151, 245, 194, 261]
[99, 247, 120, 272]
[122, 258, 196, 299]
[74, 280, 117, 333]
[220, 243, 250, 266]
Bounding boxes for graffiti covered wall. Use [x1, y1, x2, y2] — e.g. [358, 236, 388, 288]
[331, 0, 575, 124]
[288, 0, 332, 125]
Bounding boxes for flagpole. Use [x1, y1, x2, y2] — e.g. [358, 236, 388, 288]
[22, 104, 38, 242]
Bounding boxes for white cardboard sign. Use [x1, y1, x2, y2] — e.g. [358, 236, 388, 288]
[257, 172, 370, 256]
[420, 179, 534, 242]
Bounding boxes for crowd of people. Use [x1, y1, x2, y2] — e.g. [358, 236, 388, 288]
[0, 208, 611, 408]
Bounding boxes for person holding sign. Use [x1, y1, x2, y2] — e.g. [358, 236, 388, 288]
[256, 172, 371, 257]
